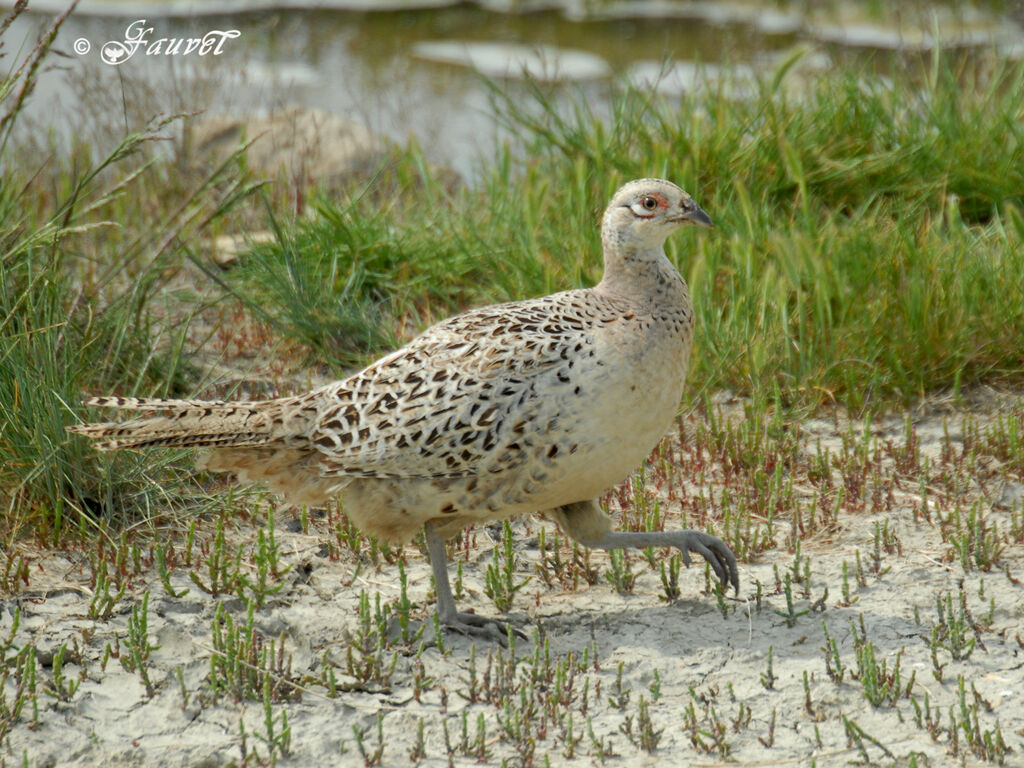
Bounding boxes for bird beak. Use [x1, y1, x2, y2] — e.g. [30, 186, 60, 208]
[676, 202, 713, 229]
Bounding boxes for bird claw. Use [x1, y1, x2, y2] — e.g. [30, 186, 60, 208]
[678, 530, 740, 595]
[439, 611, 526, 645]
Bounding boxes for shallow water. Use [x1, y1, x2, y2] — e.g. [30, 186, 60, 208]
[10, 1, 1024, 178]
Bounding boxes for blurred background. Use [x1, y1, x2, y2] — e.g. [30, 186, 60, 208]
[10, 0, 1024, 179]
[4, 1, 1024, 529]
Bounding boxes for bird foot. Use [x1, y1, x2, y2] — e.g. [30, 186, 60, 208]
[675, 529, 740, 595]
[437, 611, 526, 645]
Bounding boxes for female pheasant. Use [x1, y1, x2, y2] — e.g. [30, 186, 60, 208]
[70, 178, 739, 639]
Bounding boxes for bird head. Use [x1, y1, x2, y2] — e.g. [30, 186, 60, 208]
[601, 178, 712, 252]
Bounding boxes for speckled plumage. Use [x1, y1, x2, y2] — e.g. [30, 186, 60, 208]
[71, 179, 738, 638]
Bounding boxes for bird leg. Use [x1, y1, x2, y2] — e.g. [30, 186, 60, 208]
[423, 520, 522, 643]
[546, 500, 740, 594]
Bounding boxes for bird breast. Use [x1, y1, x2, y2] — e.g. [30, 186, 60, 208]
[550, 312, 691, 498]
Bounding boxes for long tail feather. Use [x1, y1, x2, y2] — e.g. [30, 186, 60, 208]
[67, 430, 273, 452]
[68, 393, 337, 506]
[67, 396, 294, 451]
[83, 396, 262, 410]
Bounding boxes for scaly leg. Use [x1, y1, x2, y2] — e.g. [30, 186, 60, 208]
[546, 500, 739, 594]
[424, 520, 522, 643]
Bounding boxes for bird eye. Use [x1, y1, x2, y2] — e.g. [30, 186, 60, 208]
[641, 196, 658, 211]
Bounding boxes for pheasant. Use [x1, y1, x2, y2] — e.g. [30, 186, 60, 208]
[70, 178, 739, 639]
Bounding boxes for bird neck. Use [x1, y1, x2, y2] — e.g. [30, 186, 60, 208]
[595, 242, 687, 308]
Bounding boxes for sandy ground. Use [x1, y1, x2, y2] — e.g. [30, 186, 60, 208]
[3, 397, 1023, 768]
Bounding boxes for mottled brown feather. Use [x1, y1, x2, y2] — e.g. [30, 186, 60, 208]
[69, 179, 706, 545]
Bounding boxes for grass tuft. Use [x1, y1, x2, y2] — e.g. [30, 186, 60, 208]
[227, 52, 1024, 412]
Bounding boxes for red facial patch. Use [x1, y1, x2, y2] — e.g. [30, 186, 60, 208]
[636, 193, 668, 217]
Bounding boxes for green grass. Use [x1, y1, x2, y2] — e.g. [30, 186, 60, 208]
[228, 52, 1024, 411]
[0, 7, 256, 538]
[2, 3, 1024, 541]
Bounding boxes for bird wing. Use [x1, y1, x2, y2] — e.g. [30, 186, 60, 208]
[307, 292, 601, 479]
